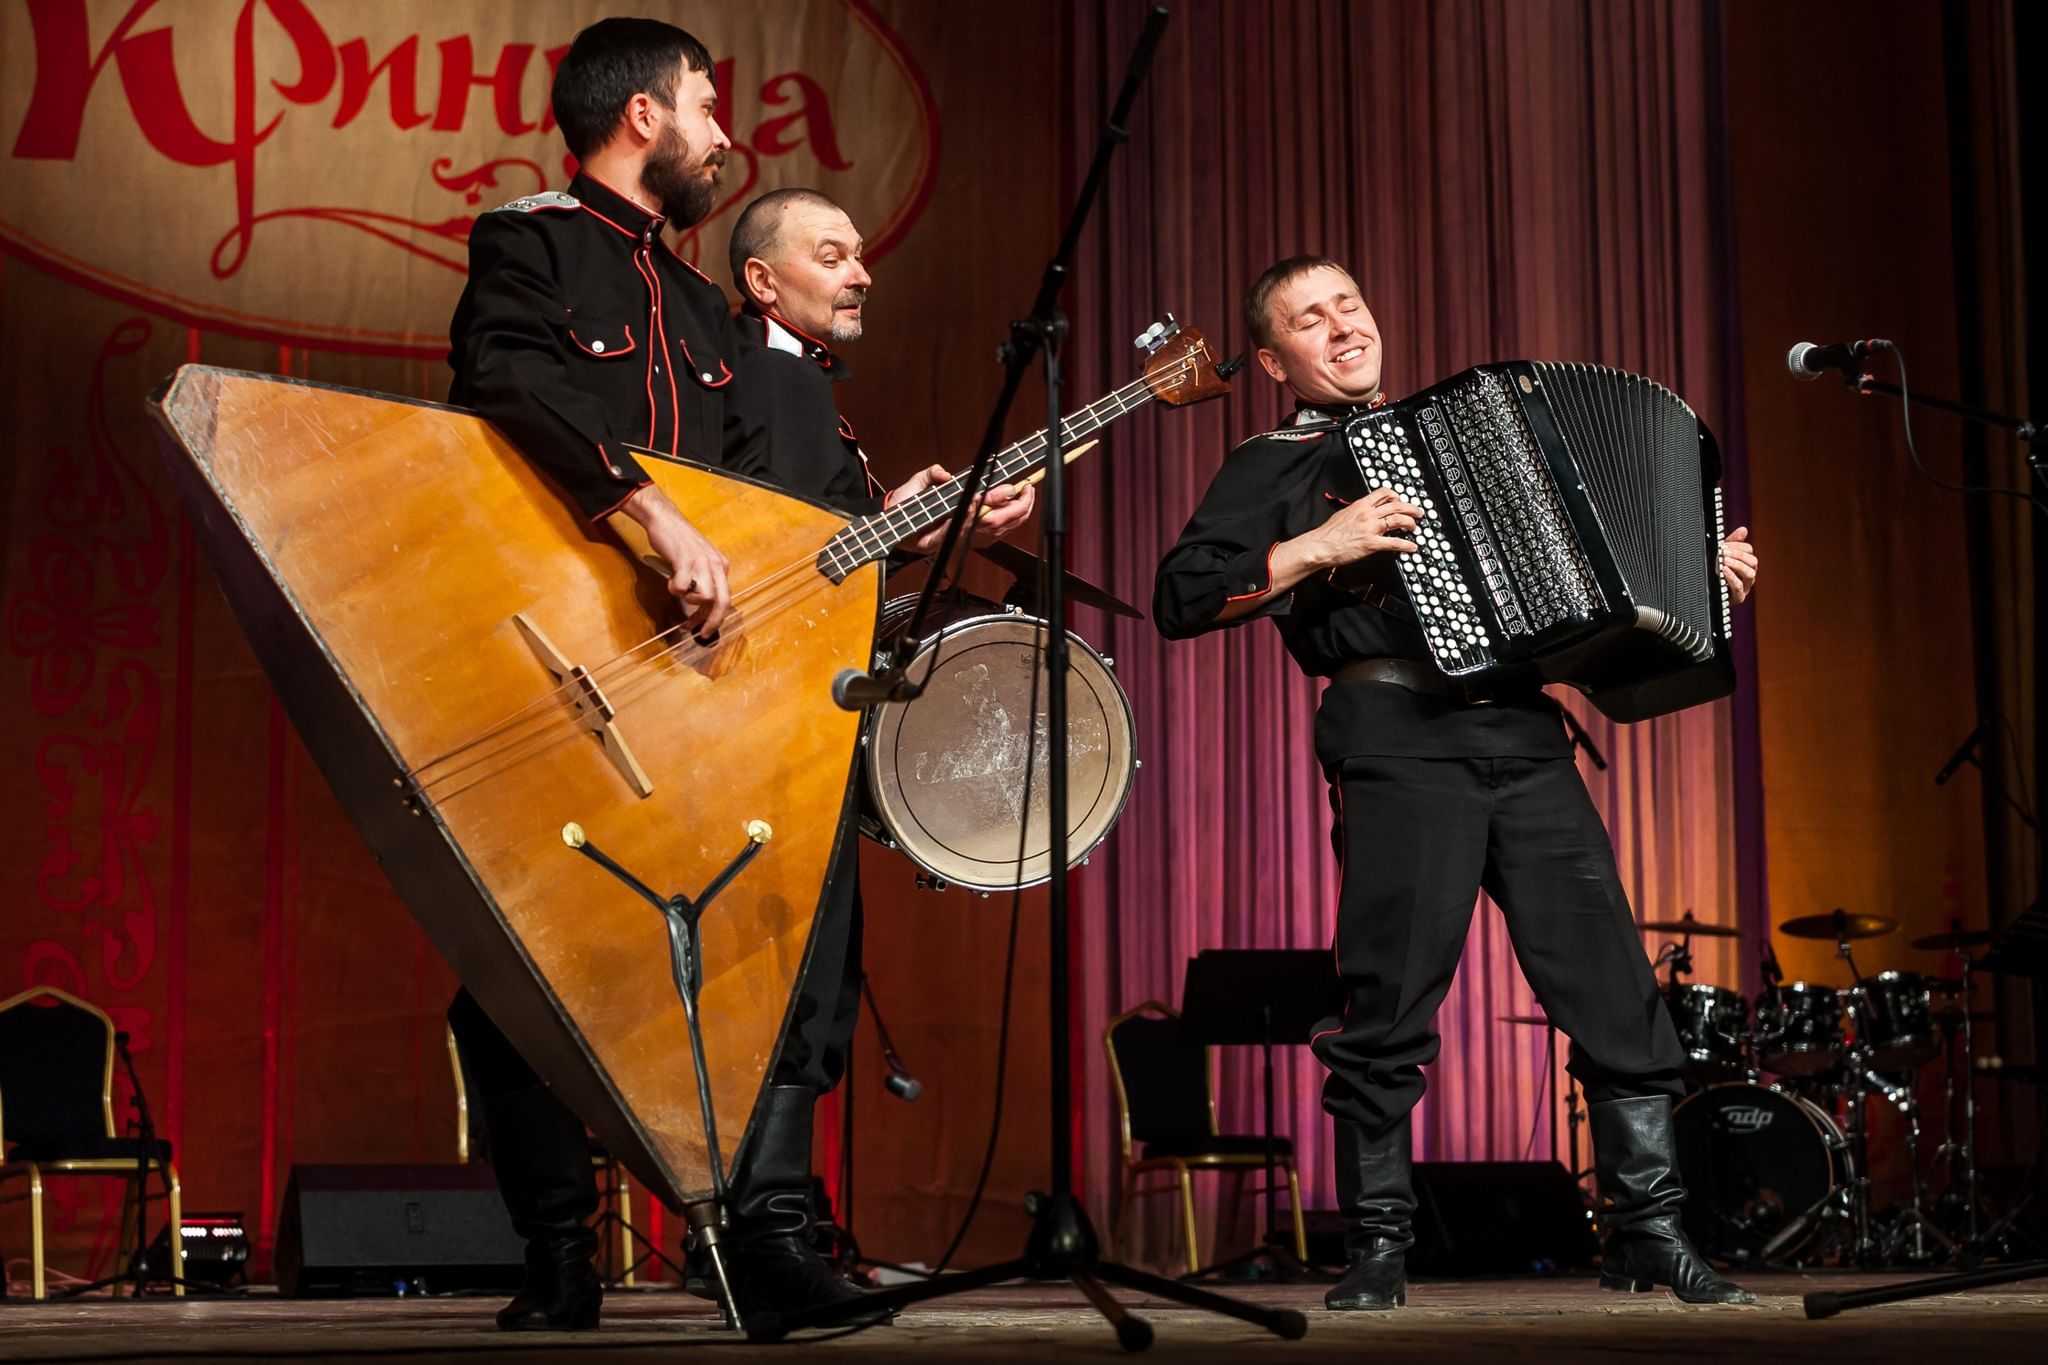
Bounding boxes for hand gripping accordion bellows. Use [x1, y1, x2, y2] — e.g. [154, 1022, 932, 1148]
[1344, 362, 1735, 722]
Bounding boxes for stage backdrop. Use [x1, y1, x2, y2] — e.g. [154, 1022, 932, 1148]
[0, 0, 2027, 1287]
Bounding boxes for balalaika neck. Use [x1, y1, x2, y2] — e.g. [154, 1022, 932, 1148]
[816, 372, 1159, 582]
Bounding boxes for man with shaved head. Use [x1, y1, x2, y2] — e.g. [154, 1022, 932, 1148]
[683, 187, 1032, 1317]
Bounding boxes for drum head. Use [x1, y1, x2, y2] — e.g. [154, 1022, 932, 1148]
[866, 613, 1136, 891]
[1672, 1083, 1843, 1264]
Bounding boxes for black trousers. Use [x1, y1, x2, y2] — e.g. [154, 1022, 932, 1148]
[448, 825, 865, 1166]
[1310, 755, 1684, 1132]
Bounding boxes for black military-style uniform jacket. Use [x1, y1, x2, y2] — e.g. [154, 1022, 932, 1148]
[722, 303, 885, 517]
[1154, 400, 1569, 765]
[448, 172, 738, 521]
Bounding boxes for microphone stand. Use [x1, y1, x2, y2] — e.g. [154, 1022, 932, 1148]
[1843, 370, 2046, 490]
[748, 6, 1304, 1346]
[1800, 365, 2048, 1314]
[60, 1033, 213, 1298]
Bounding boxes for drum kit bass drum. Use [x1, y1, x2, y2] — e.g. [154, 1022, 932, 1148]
[1644, 909, 2002, 1268]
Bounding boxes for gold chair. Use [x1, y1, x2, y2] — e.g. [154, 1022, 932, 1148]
[1105, 1000, 1307, 1275]
[445, 1026, 642, 1287]
[0, 986, 184, 1299]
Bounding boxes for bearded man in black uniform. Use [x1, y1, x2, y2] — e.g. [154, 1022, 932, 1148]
[444, 19, 1027, 1332]
[1153, 256, 1760, 1312]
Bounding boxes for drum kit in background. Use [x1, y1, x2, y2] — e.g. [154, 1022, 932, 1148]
[1509, 908, 2011, 1270]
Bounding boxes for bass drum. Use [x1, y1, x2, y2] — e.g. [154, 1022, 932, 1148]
[1671, 1082, 1846, 1264]
[862, 594, 1137, 892]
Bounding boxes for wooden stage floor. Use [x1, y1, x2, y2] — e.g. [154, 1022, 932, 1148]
[2, 1272, 2043, 1363]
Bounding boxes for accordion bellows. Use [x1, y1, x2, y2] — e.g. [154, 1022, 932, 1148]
[1345, 362, 1734, 722]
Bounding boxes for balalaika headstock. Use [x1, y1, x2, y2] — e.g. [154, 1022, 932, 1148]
[1133, 314, 1236, 407]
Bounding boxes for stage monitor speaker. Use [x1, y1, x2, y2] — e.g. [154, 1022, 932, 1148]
[1305, 1160, 1596, 1275]
[273, 1163, 526, 1297]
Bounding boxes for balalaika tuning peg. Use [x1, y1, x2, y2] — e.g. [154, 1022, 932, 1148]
[1132, 313, 1180, 355]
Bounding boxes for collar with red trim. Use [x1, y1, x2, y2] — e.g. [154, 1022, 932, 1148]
[569, 171, 665, 244]
[744, 303, 850, 381]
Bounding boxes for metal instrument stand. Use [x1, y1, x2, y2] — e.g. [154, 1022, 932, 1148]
[561, 819, 773, 1332]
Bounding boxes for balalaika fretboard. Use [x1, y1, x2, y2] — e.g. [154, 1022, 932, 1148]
[1344, 361, 1733, 721]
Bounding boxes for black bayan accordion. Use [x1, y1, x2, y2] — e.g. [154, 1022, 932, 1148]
[1343, 361, 1734, 722]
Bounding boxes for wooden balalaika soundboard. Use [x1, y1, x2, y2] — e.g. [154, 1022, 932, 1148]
[146, 319, 1229, 1208]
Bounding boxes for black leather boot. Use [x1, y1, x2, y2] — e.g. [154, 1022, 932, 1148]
[1324, 1119, 1414, 1311]
[1590, 1095, 1755, 1305]
[724, 1085, 879, 1322]
[483, 1082, 603, 1331]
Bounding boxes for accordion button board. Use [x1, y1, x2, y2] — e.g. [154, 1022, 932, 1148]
[1339, 361, 1736, 721]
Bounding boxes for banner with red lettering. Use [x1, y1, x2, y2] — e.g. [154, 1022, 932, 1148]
[1, 0, 936, 352]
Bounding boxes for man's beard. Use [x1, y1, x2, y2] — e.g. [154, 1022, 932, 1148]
[828, 289, 866, 344]
[827, 290, 868, 343]
[641, 118, 723, 226]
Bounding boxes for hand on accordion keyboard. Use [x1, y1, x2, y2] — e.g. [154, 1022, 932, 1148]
[1304, 487, 1423, 568]
[1719, 526, 1758, 605]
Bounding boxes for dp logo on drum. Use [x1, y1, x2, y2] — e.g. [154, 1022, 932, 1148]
[1723, 1106, 1777, 1135]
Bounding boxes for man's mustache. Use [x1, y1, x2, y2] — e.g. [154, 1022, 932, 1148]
[834, 290, 867, 309]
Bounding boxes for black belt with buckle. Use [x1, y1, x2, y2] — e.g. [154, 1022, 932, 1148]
[1331, 658, 1496, 706]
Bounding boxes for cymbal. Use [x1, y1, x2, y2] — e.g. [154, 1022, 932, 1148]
[1498, 1014, 1551, 1027]
[973, 540, 1144, 620]
[1778, 911, 1899, 941]
[1638, 914, 1741, 939]
[1910, 928, 1995, 950]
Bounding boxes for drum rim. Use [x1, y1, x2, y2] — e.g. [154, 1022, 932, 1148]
[1675, 1079, 1848, 1148]
[864, 611, 1138, 892]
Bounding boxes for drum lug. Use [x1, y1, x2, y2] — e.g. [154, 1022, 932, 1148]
[1103, 656, 1114, 668]
[915, 872, 949, 892]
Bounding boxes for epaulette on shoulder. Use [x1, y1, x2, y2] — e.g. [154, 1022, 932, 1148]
[490, 191, 581, 214]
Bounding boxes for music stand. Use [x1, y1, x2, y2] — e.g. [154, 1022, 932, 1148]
[1178, 949, 1343, 1280]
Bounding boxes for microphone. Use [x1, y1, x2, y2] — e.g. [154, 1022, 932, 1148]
[1785, 338, 1884, 381]
[860, 974, 922, 1101]
[831, 667, 924, 711]
[1935, 722, 1988, 785]
[1761, 936, 1784, 989]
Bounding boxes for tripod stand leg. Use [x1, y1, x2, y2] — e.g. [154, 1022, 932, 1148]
[1805, 1259, 2048, 1316]
[1092, 1259, 1309, 1338]
[1072, 1271, 1154, 1352]
[744, 1257, 1030, 1341]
